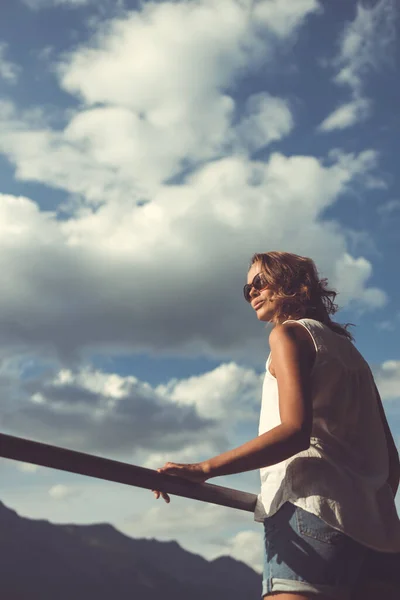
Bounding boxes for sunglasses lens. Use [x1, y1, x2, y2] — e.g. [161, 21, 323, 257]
[244, 273, 268, 303]
[243, 285, 251, 302]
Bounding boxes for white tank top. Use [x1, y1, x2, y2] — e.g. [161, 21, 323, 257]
[254, 318, 400, 552]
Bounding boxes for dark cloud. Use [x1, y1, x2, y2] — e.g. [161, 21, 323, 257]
[2, 369, 222, 457]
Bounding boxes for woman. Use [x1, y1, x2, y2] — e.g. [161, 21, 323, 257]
[154, 251, 400, 599]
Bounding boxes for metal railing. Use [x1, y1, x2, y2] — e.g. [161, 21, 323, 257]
[0, 432, 257, 513]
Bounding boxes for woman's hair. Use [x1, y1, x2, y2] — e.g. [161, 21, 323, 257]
[250, 251, 354, 341]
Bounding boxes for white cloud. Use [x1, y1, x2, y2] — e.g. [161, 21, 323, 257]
[48, 484, 81, 500]
[0, 43, 20, 83]
[0, 89, 287, 208]
[0, 147, 387, 364]
[156, 362, 262, 421]
[4, 364, 224, 456]
[0, 1, 314, 204]
[334, 0, 396, 94]
[59, 0, 319, 109]
[334, 253, 387, 310]
[217, 530, 263, 572]
[17, 462, 41, 473]
[142, 362, 263, 467]
[15, 0, 314, 196]
[319, 0, 396, 131]
[0, 1, 388, 365]
[2, 359, 263, 466]
[126, 500, 248, 537]
[375, 361, 400, 402]
[235, 93, 293, 152]
[253, 0, 320, 37]
[319, 97, 371, 132]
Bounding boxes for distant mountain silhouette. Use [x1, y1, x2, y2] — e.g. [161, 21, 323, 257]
[0, 500, 261, 599]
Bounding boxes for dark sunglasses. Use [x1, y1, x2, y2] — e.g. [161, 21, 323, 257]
[243, 273, 269, 303]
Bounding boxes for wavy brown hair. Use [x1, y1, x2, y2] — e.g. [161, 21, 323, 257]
[250, 251, 354, 341]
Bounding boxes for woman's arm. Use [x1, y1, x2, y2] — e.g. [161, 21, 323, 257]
[158, 323, 314, 482]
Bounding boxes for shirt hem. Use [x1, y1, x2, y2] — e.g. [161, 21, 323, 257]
[255, 495, 400, 554]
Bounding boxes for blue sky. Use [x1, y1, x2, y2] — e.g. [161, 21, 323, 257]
[0, 0, 399, 570]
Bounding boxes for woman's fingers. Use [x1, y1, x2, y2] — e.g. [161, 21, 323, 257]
[152, 489, 170, 503]
[151, 466, 179, 503]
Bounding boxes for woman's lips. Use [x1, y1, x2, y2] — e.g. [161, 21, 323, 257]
[253, 301, 264, 310]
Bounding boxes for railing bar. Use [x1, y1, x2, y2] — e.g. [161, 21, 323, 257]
[0, 433, 257, 513]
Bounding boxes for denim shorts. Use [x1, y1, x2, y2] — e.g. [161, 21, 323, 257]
[262, 502, 367, 599]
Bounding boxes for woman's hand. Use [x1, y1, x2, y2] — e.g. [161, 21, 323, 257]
[152, 462, 209, 503]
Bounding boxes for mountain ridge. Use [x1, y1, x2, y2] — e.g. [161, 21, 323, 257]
[0, 499, 261, 599]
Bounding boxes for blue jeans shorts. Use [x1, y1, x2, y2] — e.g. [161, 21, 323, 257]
[262, 502, 367, 599]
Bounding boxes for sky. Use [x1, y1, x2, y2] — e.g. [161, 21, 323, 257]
[0, 0, 399, 573]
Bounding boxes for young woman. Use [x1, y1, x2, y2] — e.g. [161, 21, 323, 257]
[154, 251, 400, 599]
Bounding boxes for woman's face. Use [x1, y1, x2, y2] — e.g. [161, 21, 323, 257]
[246, 262, 277, 323]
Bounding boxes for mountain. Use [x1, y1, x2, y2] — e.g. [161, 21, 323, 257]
[0, 500, 261, 599]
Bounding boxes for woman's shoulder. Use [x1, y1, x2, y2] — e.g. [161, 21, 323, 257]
[269, 321, 316, 362]
[270, 319, 316, 343]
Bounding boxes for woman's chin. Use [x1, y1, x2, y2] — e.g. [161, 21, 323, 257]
[256, 309, 272, 322]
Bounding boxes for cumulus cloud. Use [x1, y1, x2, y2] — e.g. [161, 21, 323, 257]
[334, 253, 387, 310]
[156, 362, 262, 421]
[0, 1, 389, 366]
[319, 0, 396, 131]
[2, 359, 264, 462]
[142, 362, 263, 467]
[0, 148, 387, 364]
[3, 365, 224, 456]
[59, 0, 318, 110]
[2, 0, 315, 199]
